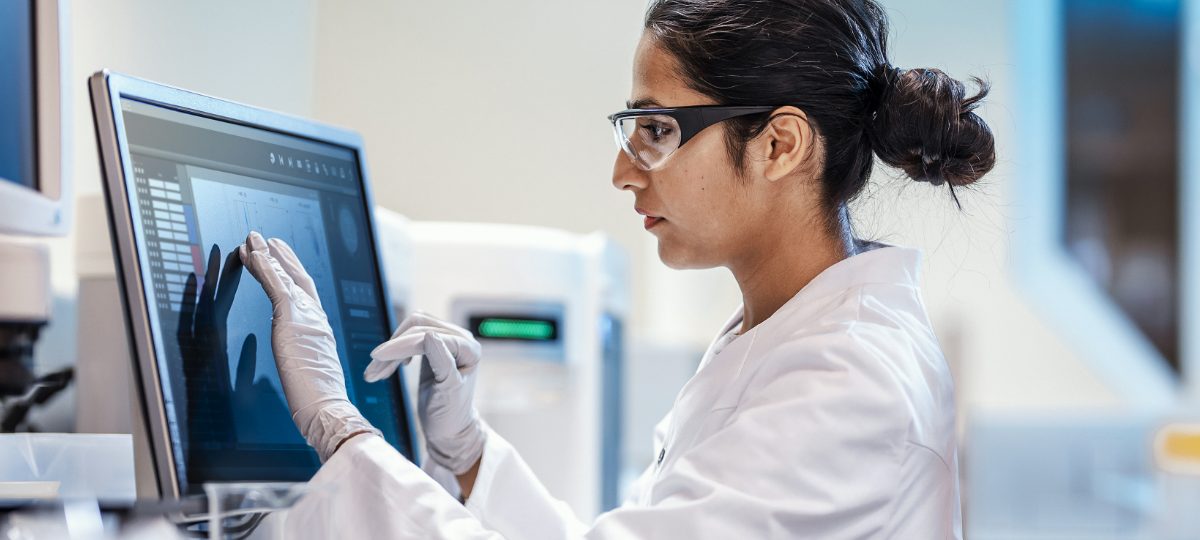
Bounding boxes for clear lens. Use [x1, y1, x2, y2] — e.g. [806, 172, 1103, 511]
[615, 114, 682, 170]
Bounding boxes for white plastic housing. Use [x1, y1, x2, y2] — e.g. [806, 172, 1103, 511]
[406, 221, 629, 520]
[0, 242, 51, 322]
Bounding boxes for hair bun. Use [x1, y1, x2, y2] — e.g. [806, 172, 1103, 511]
[869, 68, 996, 188]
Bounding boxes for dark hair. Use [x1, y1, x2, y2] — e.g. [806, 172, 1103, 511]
[644, 0, 995, 219]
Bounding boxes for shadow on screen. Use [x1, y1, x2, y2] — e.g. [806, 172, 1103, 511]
[177, 245, 298, 479]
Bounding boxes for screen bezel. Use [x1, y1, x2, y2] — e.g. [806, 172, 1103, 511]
[89, 70, 418, 499]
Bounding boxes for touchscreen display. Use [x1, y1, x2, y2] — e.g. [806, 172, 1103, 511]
[119, 99, 411, 492]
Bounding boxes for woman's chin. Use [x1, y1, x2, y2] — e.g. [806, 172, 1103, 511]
[656, 240, 719, 270]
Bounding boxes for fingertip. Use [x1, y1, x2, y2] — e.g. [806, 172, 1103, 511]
[364, 359, 398, 382]
[267, 237, 292, 251]
[248, 231, 268, 251]
[369, 337, 399, 360]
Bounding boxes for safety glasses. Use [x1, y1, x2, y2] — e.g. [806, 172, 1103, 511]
[607, 106, 777, 170]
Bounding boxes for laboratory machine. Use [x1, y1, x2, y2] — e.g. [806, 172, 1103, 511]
[0, 0, 73, 425]
[392, 219, 630, 520]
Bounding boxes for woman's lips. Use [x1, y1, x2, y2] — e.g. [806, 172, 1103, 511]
[636, 208, 664, 230]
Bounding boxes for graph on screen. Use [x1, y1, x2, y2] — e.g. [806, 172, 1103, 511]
[188, 167, 353, 444]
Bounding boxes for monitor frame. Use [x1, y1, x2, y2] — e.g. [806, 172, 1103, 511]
[0, 0, 72, 237]
[89, 70, 418, 499]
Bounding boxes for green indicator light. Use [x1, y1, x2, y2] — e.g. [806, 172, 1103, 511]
[477, 319, 555, 340]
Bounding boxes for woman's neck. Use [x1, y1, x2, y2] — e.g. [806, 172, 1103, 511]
[729, 214, 853, 333]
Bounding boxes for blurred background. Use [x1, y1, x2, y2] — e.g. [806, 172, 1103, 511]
[11, 0, 1200, 537]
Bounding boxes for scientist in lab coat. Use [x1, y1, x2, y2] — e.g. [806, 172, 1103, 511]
[238, 0, 996, 538]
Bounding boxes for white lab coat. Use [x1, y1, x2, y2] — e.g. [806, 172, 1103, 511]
[303, 245, 961, 539]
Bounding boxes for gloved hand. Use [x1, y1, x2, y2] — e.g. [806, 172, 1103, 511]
[367, 312, 486, 475]
[238, 231, 381, 462]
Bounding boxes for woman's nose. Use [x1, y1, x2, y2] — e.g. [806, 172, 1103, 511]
[612, 151, 649, 191]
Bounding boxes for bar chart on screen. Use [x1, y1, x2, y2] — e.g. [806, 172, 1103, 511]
[130, 162, 208, 310]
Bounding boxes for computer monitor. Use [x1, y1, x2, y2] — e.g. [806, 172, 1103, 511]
[90, 71, 417, 498]
[0, 0, 71, 236]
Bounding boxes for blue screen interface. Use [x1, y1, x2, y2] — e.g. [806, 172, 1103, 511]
[118, 99, 412, 493]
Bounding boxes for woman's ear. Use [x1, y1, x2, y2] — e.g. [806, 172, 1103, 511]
[759, 106, 816, 182]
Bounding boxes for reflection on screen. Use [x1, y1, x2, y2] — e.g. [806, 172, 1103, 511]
[119, 98, 410, 493]
[191, 170, 336, 446]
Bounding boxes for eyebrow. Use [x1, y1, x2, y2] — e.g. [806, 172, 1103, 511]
[627, 98, 664, 109]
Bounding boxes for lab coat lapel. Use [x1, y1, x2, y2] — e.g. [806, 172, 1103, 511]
[657, 314, 755, 474]
[654, 246, 924, 477]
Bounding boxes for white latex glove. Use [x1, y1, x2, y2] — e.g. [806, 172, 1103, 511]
[238, 231, 380, 462]
[367, 312, 486, 474]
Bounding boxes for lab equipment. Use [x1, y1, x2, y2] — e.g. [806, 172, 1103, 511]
[0, 243, 52, 399]
[89, 71, 416, 498]
[397, 221, 629, 517]
[1154, 423, 1200, 476]
[967, 413, 1200, 539]
[0, 0, 71, 412]
[372, 209, 416, 324]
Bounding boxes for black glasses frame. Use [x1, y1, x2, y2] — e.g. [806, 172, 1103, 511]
[608, 105, 779, 148]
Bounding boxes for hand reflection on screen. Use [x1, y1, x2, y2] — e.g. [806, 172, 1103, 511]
[178, 245, 242, 463]
[229, 332, 296, 443]
[178, 244, 307, 471]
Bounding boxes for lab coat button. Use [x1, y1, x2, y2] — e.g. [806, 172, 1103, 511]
[657, 448, 665, 464]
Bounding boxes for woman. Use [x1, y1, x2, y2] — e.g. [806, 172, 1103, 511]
[240, 0, 994, 537]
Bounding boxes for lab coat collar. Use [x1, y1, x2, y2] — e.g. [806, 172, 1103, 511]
[722, 244, 922, 338]
[796, 244, 922, 300]
[697, 244, 924, 388]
